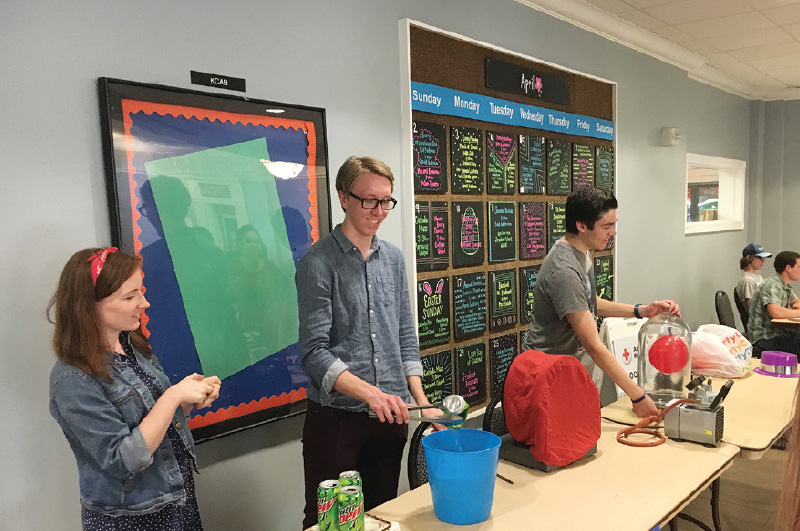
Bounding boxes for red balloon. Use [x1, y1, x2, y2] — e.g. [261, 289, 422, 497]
[648, 334, 689, 374]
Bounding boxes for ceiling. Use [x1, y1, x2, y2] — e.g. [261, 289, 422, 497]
[516, 0, 800, 100]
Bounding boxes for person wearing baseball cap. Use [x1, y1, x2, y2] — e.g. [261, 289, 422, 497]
[736, 243, 772, 308]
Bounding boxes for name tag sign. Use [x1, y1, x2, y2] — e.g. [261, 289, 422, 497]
[190, 71, 246, 92]
[485, 58, 570, 106]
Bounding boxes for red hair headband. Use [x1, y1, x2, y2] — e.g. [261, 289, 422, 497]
[86, 247, 118, 286]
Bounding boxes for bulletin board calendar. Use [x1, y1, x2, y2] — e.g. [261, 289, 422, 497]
[410, 25, 616, 409]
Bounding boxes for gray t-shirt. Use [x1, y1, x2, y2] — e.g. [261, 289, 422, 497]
[523, 240, 597, 357]
[736, 271, 762, 302]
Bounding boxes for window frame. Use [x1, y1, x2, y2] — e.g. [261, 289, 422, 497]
[684, 153, 745, 234]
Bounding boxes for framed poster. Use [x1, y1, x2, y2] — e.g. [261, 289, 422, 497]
[486, 131, 517, 194]
[452, 272, 487, 340]
[417, 276, 451, 349]
[518, 201, 546, 260]
[487, 202, 517, 263]
[519, 264, 541, 324]
[451, 126, 484, 194]
[595, 146, 614, 194]
[421, 349, 453, 405]
[98, 78, 331, 441]
[415, 201, 449, 271]
[415, 202, 432, 272]
[413, 120, 447, 193]
[451, 201, 485, 267]
[546, 138, 571, 195]
[595, 255, 614, 301]
[572, 143, 594, 189]
[489, 333, 518, 397]
[547, 201, 567, 251]
[454, 341, 487, 406]
[489, 268, 518, 330]
[518, 135, 545, 194]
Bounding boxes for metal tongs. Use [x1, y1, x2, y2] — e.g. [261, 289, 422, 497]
[369, 394, 468, 425]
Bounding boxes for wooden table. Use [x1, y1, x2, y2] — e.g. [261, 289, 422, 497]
[602, 362, 797, 458]
[371, 421, 739, 530]
[771, 318, 800, 324]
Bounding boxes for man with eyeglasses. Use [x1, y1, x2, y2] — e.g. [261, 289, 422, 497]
[296, 156, 442, 529]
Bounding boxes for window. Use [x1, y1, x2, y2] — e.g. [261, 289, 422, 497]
[685, 153, 745, 234]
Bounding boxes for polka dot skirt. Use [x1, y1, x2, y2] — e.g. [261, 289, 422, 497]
[80, 337, 203, 530]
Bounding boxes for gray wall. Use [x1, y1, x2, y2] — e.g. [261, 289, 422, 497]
[2, 1, 788, 529]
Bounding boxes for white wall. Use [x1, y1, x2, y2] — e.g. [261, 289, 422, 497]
[1, 1, 772, 529]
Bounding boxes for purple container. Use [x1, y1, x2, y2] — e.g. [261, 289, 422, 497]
[754, 351, 799, 378]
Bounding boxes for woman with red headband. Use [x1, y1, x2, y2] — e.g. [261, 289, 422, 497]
[48, 247, 220, 530]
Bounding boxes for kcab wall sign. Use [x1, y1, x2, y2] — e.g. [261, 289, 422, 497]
[190, 71, 246, 92]
[485, 58, 570, 106]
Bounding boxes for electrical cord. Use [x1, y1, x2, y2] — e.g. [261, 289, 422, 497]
[616, 398, 696, 447]
[601, 416, 664, 428]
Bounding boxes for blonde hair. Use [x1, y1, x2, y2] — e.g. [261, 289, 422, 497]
[335, 156, 394, 199]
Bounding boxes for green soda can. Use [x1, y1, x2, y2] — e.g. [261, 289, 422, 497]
[337, 486, 364, 531]
[338, 470, 362, 488]
[442, 394, 469, 430]
[317, 479, 340, 531]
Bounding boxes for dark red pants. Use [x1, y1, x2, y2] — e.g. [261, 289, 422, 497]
[301, 401, 408, 529]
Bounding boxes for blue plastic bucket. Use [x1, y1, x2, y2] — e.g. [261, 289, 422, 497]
[422, 428, 501, 525]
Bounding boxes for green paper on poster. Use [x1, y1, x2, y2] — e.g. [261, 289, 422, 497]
[146, 139, 299, 379]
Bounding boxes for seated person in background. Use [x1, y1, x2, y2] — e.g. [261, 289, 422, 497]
[736, 242, 771, 307]
[747, 250, 800, 357]
[522, 186, 681, 419]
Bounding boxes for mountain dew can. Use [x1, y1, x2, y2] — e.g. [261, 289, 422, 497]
[338, 470, 362, 488]
[317, 480, 340, 531]
[337, 486, 364, 531]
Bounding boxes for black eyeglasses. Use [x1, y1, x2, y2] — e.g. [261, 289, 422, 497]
[348, 192, 398, 210]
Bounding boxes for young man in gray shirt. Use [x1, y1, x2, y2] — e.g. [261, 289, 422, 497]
[523, 186, 681, 418]
[296, 156, 442, 529]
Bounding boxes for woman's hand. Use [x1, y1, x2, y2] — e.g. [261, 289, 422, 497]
[195, 376, 221, 409]
[172, 374, 212, 404]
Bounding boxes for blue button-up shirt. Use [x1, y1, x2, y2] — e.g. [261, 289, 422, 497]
[296, 225, 422, 412]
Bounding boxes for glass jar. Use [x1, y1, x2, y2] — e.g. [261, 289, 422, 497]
[637, 312, 692, 408]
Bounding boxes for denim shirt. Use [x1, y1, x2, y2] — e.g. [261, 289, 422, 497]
[296, 225, 423, 411]
[49, 341, 196, 516]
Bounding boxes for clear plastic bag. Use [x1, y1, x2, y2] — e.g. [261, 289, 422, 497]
[691, 324, 752, 378]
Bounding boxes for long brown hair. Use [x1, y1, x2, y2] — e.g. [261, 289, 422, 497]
[778, 383, 800, 529]
[739, 255, 755, 271]
[47, 248, 152, 380]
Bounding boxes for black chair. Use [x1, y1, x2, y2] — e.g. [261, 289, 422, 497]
[714, 290, 737, 329]
[482, 394, 509, 436]
[734, 288, 749, 331]
[407, 422, 432, 489]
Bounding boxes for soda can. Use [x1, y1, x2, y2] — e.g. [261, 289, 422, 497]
[442, 394, 467, 416]
[338, 470, 362, 488]
[337, 486, 364, 531]
[317, 479, 340, 531]
[442, 395, 469, 430]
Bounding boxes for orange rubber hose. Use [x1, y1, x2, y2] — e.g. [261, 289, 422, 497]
[616, 398, 696, 447]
